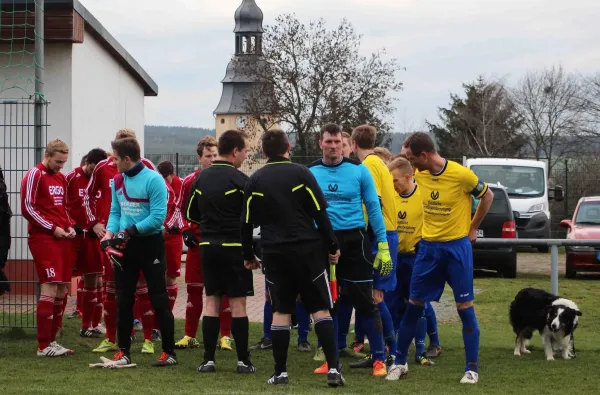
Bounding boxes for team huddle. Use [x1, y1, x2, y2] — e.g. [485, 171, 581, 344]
[21, 125, 493, 386]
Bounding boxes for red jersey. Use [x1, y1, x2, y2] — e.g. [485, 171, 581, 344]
[180, 169, 201, 236]
[171, 175, 183, 205]
[65, 166, 94, 227]
[164, 180, 184, 231]
[83, 157, 156, 227]
[21, 163, 74, 235]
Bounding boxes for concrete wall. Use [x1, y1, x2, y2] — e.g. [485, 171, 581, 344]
[71, 30, 146, 163]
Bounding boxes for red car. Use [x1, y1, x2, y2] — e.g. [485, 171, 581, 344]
[560, 196, 600, 278]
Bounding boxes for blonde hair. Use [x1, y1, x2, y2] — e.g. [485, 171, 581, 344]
[374, 147, 392, 163]
[45, 139, 69, 156]
[351, 125, 377, 149]
[388, 156, 413, 175]
[115, 129, 137, 140]
[341, 131, 351, 141]
[197, 136, 217, 157]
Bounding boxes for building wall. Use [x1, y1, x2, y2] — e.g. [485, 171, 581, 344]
[71, 29, 146, 164]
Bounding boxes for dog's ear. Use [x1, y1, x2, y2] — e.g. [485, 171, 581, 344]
[575, 310, 582, 316]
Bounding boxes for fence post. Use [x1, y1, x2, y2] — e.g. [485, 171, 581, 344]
[550, 244, 559, 295]
[175, 153, 179, 176]
[564, 159, 568, 218]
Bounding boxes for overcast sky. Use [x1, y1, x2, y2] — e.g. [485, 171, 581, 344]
[81, 0, 600, 132]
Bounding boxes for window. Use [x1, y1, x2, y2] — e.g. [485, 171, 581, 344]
[472, 188, 509, 215]
[575, 201, 600, 225]
[471, 165, 545, 198]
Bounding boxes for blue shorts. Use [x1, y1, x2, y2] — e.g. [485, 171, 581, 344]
[372, 231, 398, 292]
[409, 237, 474, 303]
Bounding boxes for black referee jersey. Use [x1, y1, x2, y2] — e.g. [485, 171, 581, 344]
[241, 156, 337, 260]
[185, 160, 248, 245]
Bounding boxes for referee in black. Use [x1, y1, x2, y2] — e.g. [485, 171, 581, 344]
[241, 129, 344, 387]
[185, 129, 256, 374]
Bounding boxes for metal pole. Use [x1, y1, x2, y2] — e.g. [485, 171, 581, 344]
[550, 244, 559, 295]
[176, 152, 179, 176]
[34, 0, 45, 164]
[564, 159, 569, 218]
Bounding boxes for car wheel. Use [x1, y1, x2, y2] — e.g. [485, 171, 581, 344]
[502, 253, 518, 279]
[566, 263, 576, 279]
[537, 246, 549, 253]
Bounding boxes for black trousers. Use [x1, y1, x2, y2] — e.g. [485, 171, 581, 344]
[114, 233, 175, 354]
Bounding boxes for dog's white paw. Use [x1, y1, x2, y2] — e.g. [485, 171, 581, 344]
[521, 348, 531, 354]
[546, 356, 555, 361]
[514, 350, 521, 356]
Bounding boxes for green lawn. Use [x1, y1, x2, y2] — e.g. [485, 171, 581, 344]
[1, 274, 599, 395]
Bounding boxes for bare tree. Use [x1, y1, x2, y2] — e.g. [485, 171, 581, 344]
[512, 65, 587, 170]
[235, 14, 403, 157]
[580, 72, 600, 135]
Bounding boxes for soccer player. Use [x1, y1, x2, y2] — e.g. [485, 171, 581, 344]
[309, 124, 393, 378]
[350, 125, 398, 368]
[100, 137, 177, 367]
[374, 147, 393, 164]
[341, 131, 352, 158]
[175, 136, 229, 350]
[84, 129, 157, 353]
[157, 161, 184, 314]
[387, 156, 437, 366]
[241, 129, 344, 387]
[386, 132, 493, 384]
[21, 139, 76, 356]
[185, 130, 256, 374]
[65, 148, 108, 338]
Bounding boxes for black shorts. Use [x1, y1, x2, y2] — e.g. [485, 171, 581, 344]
[200, 245, 254, 298]
[262, 241, 333, 315]
[335, 228, 376, 315]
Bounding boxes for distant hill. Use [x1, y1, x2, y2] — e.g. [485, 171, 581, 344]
[145, 125, 411, 155]
[145, 126, 216, 155]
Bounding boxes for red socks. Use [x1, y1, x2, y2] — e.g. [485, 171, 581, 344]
[220, 296, 232, 338]
[37, 295, 55, 350]
[184, 284, 203, 338]
[137, 286, 154, 341]
[81, 287, 96, 330]
[167, 283, 178, 312]
[103, 283, 117, 344]
[76, 277, 83, 314]
[57, 291, 68, 330]
[92, 287, 103, 328]
[51, 296, 65, 340]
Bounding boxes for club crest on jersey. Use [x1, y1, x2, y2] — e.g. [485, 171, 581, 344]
[430, 191, 440, 201]
[398, 211, 407, 220]
[328, 184, 338, 192]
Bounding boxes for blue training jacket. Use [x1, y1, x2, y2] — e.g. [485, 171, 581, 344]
[107, 161, 167, 236]
[308, 157, 387, 243]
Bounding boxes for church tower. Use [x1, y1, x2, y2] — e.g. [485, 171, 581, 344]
[214, 0, 266, 138]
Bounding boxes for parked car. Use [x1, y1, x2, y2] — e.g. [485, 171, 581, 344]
[472, 185, 518, 278]
[560, 196, 600, 278]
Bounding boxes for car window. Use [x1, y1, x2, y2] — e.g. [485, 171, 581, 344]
[575, 202, 600, 225]
[472, 189, 509, 215]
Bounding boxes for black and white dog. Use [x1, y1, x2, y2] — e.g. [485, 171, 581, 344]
[509, 288, 581, 360]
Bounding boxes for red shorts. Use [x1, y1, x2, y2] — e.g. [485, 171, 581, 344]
[184, 246, 203, 285]
[165, 233, 183, 278]
[28, 233, 72, 284]
[70, 233, 104, 275]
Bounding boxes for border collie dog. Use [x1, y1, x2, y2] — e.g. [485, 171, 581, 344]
[509, 288, 581, 360]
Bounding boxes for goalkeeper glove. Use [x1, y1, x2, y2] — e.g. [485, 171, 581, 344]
[373, 241, 393, 277]
[100, 239, 124, 270]
[182, 230, 199, 248]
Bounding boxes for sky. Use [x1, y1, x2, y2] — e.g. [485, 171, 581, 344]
[81, 0, 600, 132]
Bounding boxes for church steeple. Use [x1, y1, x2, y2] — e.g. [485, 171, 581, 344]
[233, 0, 263, 56]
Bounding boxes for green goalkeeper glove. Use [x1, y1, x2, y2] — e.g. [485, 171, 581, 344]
[373, 241, 393, 277]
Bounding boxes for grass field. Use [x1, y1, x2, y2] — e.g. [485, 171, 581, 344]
[1, 273, 599, 395]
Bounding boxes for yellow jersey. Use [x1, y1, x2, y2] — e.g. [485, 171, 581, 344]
[396, 184, 422, 254]
[363, 154, 397, 231]
[414, 160, 488, 242]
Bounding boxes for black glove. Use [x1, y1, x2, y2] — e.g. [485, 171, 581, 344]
[73, 224, 84, 235]
[101, 239, 124, 270]
[182, 230, 199, 248]
[114, 229, 134, 250]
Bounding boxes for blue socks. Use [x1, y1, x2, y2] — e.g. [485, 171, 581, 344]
[263, 301, 273, 340]
[336, 294, 353, 349]
[378, 301, 396, 355]
[394, 302, 424, 365]
[296, 301, 310, 343]
[363, 313, 385, 362]
[415, 313, 427, 356]
[458, 306, 480, 372]
[424, 302, 440, 346]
